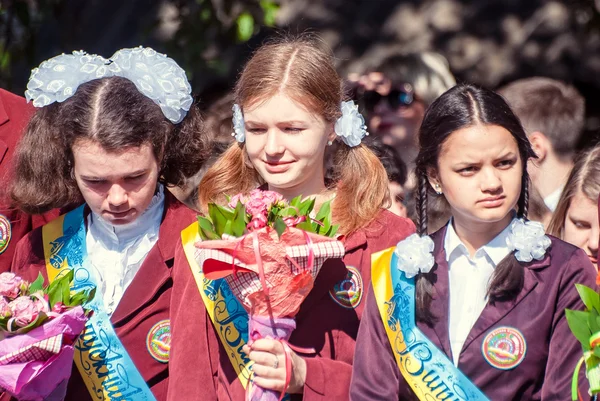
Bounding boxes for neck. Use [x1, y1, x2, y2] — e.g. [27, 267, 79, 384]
[451, 213, 513, 257]
[268, 177, 328, 206]
[531, 156, 573, 199]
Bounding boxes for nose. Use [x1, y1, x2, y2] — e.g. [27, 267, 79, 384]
[480, 166, 502, 193]
[264, 129, 284, 156]
[588, 225, 599, 256]
[107, 184, 128, 207]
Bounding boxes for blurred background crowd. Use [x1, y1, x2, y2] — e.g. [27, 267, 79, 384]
[1, 0, 600, 266]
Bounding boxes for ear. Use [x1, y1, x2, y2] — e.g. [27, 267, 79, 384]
[327, 123, 337, 144]
[426, 167, 441, 192]
[528, 132, 549, 161]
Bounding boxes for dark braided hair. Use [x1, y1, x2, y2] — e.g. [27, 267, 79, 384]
[414, 84, 536, 325]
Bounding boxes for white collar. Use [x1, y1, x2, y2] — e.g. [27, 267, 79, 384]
[88, 184, 165, 245]
[543, 186, 563, 212]
[444, 217, 515, 266]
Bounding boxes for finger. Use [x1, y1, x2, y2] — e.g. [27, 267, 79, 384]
[242, 345, 250, 355]
[248, 350, 279, 367]
[251, 376, 285, 393]
[250, 339, 283, 354]
[251, 363, 285, 380]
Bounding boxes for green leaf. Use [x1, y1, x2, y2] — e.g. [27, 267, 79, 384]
[208, 204, 234, 236]
[576, 284, 600, 313]
[236, 12, 254, 42]
[326, 224, 340, 238]
[290, 195, 302, 209]
[314, 200, 332, 235]
[566, 309, 593, 351]
[29, 273, 45, 293]
[198, 216, 219, 240]
[298, 198, 315, 216]
[590, 309, 600, 334]
[279, 207, 298, 218]
[231, 201, 247, 237]
[296, 221, 316, 233]
[274, 218, 287, 239]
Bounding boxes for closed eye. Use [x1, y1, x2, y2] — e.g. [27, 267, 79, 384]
[246, 127, 267, 134]
[283, 127, 304, 133]
[570, 217, 591, 230]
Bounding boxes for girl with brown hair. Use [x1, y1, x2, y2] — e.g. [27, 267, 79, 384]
[167, 35, 415, 400]
[3, 47, 210, 401]
[548, 145, 600, 270]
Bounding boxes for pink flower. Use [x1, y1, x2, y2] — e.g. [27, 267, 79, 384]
[228, 193, 248, 209]
[8, 296, 40, 327]
[261, 190, 284, 208]
[0, 272, 24, 299]
[248, 213, 268, 230]
[246, 189, 285, 217]
[0, 297, 11, 318]
[52, 302, 67, 314]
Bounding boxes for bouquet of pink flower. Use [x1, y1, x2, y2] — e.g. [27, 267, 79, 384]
[195, 189, 345, 401]
[0, 270, 94, 401]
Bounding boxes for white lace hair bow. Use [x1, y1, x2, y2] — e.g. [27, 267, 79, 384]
[25, 47, 193, 124]
[231, 100, 368, 147]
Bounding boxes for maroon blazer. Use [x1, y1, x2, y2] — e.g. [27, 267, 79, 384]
[0, 89, 60, 271]
[350, 225, 597, 400]
[167, 210, 416, 401]
[0, 194, 197, 401]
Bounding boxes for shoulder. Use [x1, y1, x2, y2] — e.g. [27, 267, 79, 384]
[546, 235, 596, 282]
[362, 209, 416, 249]
[11, 225, 46, 280]
[0, 89, 34, 124]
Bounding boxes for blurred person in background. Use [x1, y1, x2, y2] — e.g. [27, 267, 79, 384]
[364, 138, 408, 217]
[548, 145, 600, 271]
[499, 77, 585, 212]
[527, 182, 553, 229]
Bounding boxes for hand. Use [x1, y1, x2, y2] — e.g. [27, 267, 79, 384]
[243, 339, 307, 394]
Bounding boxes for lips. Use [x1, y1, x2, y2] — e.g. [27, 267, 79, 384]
[106, 209, 132, 219]
[589, 255, 598, 265]
[478, 195, 506, 208]
[263, 160, 294, 174]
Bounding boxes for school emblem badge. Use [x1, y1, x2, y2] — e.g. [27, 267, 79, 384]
[482, 326, 527, 370]
[329, 266, 363, 309]
[0, 215, 11, 255]
[146, 319, 171, 363]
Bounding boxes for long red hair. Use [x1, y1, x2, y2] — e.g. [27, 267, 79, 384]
[199, 35, 389, 235]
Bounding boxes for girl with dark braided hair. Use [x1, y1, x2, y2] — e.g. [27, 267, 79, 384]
[350, 84, 596, 400]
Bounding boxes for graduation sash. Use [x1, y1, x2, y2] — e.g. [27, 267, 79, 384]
[371, 247, 490, 401]
[181, 222, 253, 389]
[42, 205, 156, 401]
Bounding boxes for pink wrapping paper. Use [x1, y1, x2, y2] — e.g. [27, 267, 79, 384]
[0, 306, 87, 401]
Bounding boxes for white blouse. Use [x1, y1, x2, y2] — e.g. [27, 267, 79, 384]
[444, 218, 513, 366]
[86, 185, 165, 316]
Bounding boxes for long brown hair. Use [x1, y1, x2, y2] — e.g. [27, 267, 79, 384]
[10, 76, 211, 214]
[548, 145, 600, 238]
[199, 35, 389, 235]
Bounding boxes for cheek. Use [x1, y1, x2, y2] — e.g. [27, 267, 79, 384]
[563, 220, 587, 247]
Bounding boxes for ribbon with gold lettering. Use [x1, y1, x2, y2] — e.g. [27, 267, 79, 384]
[181, 222, 253, 389]
[371, 247, 490, 401]
[43, 205, 156, 401]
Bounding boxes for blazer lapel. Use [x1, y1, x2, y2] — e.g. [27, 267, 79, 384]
[111, 194, 191, 326]
[428, 226, 453, 360]
[460, 253, 551, 352]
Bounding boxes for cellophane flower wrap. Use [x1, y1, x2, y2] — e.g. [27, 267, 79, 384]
[195, 189, 345, 401]
[0, 271, 94, 401]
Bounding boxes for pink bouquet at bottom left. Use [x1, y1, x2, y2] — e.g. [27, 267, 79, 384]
[0, 271, 93, 401]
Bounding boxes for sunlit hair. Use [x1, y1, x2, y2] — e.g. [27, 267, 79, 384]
[10, 76, 211, 214]
[415, 83, 537, 324]
[199, 34, 389, 235]
[548, 145, 600, 238]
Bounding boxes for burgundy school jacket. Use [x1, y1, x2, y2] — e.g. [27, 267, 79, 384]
[350, 225, 596, 401]
[0, 89, 60, 272]
[167, 210, 416, 401]
[1, 193, 197, 401]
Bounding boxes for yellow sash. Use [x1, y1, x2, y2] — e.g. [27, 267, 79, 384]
[181, 222, 253, 388]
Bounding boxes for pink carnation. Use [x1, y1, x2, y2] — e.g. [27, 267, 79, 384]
[8, 296, 40, 327]
[0, 272, 23, 299]
[0, 297, 10, 317]
[228, 193, 248, 209]
[246, 189, 284, 217]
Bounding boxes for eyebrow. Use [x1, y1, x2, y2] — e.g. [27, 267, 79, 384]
[245, 120, 307, 125]
[80, 169, 147, 181]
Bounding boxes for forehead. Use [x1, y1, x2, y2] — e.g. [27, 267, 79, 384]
[243, 93, 323, 124]
[72, 139, 156, 175]
[440, 124, 519, 161]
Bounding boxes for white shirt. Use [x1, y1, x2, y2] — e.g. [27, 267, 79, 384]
[544, 186, 563, 212]
[445, 218, 513, 365]
[86, 185, 165, 316]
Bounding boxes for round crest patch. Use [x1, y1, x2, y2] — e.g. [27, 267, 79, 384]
[146, 319, 171, 363]
[481, 326, 527, 370]
[329, 266, 363, 309]
[0, 215, 11, 255]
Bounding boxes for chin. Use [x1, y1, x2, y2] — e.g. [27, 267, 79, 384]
[472, 207, 514, 224]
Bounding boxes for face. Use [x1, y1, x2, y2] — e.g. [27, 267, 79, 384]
[563, 190, 599, 268]
[244, 93, 334, 198]
[430, 124, 523, 230]
[388, 181, 407, 218]
[72, 139, 160, 225]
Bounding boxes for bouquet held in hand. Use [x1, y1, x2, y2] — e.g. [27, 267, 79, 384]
[195, 189, 345, 400]
[0, 271, 94, 401]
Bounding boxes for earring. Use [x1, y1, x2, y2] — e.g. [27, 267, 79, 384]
[434, 184, 442, 195]
[327, 140, 333, 146]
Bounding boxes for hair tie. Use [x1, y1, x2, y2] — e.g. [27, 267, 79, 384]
[25, 47, 193, 124]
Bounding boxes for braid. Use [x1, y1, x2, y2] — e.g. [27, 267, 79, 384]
[417, 171, 429, 236]
[519, 171, 530, 219]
